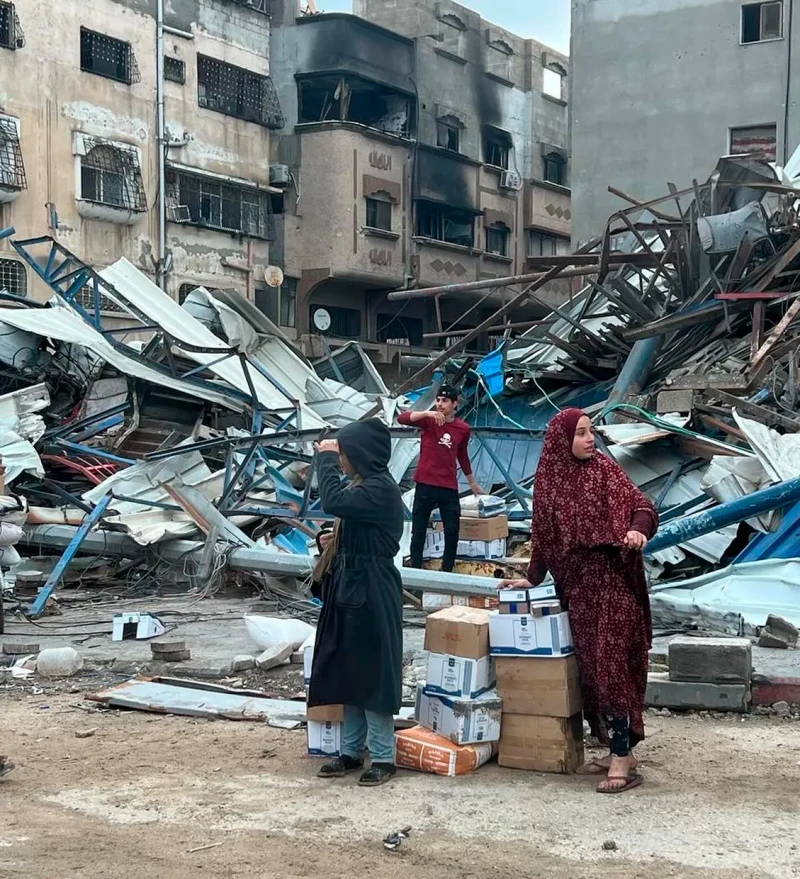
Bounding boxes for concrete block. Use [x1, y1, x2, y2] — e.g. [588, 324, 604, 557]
[151, 640, 186, 655]
[178, 663, 233, 680]
[255, 642, 292, 670]
[646, 672, 750, 712]
[758, 615, 799, 650]
[231, 655, 255, 672]
[290, 650, 305, 664]
[156, 649, 191, 663]
[668, 636, 751, 685]
[3, 642, 40, 655]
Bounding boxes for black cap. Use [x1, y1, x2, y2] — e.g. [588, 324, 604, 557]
[436, 384, 460, 402]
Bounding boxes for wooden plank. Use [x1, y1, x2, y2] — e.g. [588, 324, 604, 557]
[751, 296, 800, 377]
[705, 388, 800, 433]
[750, 299, 766, 366]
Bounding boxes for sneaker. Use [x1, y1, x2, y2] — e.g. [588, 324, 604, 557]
[317, 755, 363, 778]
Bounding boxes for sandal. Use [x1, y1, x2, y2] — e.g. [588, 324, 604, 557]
[583, 756, 639, 775]
[0, 761, 15, 779]
[597, 773, 643, 794]
[317, 755, 363, 778]
[358, 762, 397, 787]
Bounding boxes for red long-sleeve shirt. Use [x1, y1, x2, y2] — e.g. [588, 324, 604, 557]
[397, 411, 472, 491]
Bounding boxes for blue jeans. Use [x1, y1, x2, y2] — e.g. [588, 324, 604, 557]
[342, 705, 395, 764]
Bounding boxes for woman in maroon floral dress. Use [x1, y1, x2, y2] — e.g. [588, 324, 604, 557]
[502, 408, 658, 793]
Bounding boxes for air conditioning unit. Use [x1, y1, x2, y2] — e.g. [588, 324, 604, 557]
[269, 164, 290, 187]
[168, 205, 191, 222]
[499, 170, 523, 191]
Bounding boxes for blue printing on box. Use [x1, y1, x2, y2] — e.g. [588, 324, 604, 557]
[423, 680, 494, 699]
[490, 645, 574, 656]
[419, 687, 500, 742]
[503, 602, 528, 614]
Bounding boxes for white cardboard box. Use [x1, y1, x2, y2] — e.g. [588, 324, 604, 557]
[498, 589, 528, 604]
[425, 652, 496, 699]
[457, 538, 506, 559]
[307, 720, 342, 756]
[528, 584, 558, 602]
[416, 684, 502, 744]
[489, 612, 574, 657]
[111, 613, 166, 642]
[303, 645, 314, 686]
[423, 530, 445, 559]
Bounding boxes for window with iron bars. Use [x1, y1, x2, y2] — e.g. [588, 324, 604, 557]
[167, 169, 274, 240]
[72, 280, 126, 314]
[0, 258, 27, 296]
[80, 27, 140, 85]
[228, 0, 270, 12]
[197, 55, 284, 129]
[0, 116, 26, 190]
[164, 56, 186, 84]
[0, 2, 24, 50]
[80, 142, 147, 212]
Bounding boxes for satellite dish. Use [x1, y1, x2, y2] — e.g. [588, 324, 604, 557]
[265, 265, 285, 288]
[313, 307, 332, 332]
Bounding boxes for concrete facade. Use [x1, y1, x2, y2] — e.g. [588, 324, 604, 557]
[571, 0, 797, 246]
[0, 0, 281, 310]
[269, 0, 571, 365]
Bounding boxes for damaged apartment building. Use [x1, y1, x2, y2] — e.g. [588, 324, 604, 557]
[0, 0, 284, 311]
[268, 0, 571, 374]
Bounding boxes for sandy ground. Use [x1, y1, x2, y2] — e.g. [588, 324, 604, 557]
[1, 683, 800, 879]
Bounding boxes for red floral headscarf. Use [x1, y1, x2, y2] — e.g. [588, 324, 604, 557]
[532, 408, 657, 585]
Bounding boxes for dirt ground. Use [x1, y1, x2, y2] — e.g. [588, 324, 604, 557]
[2, 681, 800, 879]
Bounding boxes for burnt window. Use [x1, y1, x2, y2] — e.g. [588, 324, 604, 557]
[255, 285, 278, 323]
[543, 152, 566, 186]
[377, 313, 423, 346]
[0, 258, 27, 296]
[365, 196, 392, 231]
[483, 126, 512, 169]
[416, 201, 474, 248]
[297, 74, 414, 137]
[197, 55, 284, 129]
[527, 230, 570, 257]
[310, 304, 361, 338]
[164, 56, 186, 84]
[742, 2, 783, 43]
[179, 283, 201, 304]
[80, 28, 140, 84]
[485, 224, 510, 257]
[0, 2, 24, 50]
[280, 277, 297, 328]
[730, 124, 777, 161]
[270, 193, 285, 215]
[80, 142, 147, 212]
[0, 115, 26, 190]
[436, 119, 461, 152]
[167, 169, 274, 239]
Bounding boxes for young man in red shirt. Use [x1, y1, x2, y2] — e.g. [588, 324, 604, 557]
[397, 385, 482, 572]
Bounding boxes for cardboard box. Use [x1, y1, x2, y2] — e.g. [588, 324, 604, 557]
[457, 538, 506, 559]
[394, 725, 498, 776]
[416, 684, 502, 744]
[499, 602, 529, 615]
[498, 589, 528, 604]
[424, 605, 492, 660]
[422, 558, 510, 580]
[498, 713, 584, 774]
[111, 612, 166, 642]
[303, 645, 313, 686]
[422, 593, 497, 611]
[459, 515, 508, 541]
[528, 584, 558, 602]
[495, 655, 582, 717]
[423, 530, 445, 559]
[307, 720, 342, 757]
[489, 612, 574, 657]
[426, 652, 495, 699]
[306, 704, 344, 723]
[529, 600, 562, 617]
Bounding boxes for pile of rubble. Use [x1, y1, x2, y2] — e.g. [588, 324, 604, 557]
[2, 149, 800, 642]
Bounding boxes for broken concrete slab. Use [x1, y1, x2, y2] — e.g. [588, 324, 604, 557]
[646, 672, 750, 712]
[151, 640, 187, 655]
[157, 649, 191, 663]
[2, 642, 40, 655]
[231, 655, 255, 672]
[758, 615, 799, 650]
[255, 643, 293, 670]
[668, 636, 752, 685]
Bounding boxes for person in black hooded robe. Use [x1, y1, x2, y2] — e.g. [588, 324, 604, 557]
[309, 418, 404, 787]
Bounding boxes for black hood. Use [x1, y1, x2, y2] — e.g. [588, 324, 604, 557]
[337, 418, 392, 478]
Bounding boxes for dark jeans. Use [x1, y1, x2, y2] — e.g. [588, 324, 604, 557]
[410, 483, 460, 573]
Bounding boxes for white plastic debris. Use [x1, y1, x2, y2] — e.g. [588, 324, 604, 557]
[244, 615, 315, 652]
[36, 646, 83, 677]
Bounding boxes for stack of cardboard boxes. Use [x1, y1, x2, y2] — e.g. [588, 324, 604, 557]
[490, 585, 584, 774]
[395, 606, 502, 776]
